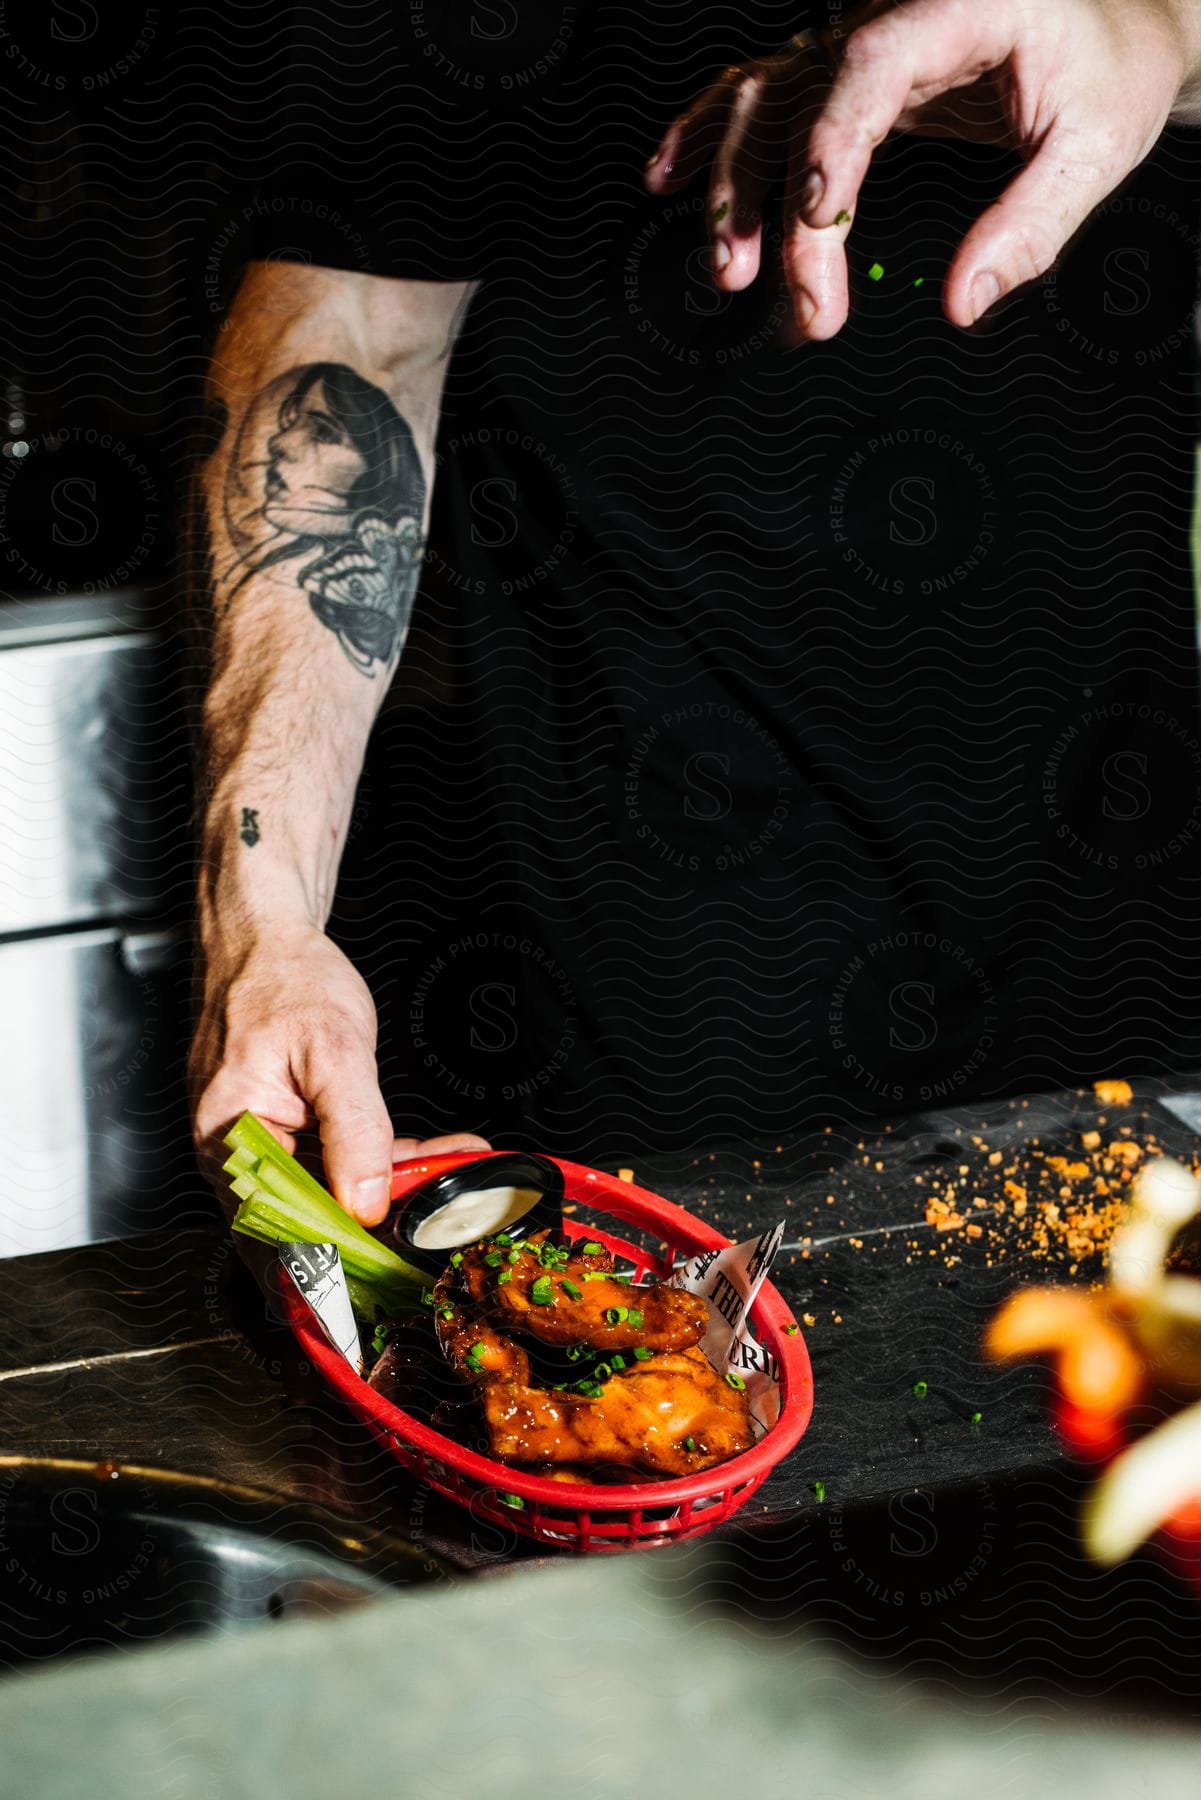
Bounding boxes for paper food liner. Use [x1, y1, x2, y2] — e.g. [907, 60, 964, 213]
[279, 1241, 361, 1368]
[282, 1218, 788, 1441]
[669, 1220, 785, 1438]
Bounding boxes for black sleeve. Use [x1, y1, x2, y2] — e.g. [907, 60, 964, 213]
[224, 2, 548, 283]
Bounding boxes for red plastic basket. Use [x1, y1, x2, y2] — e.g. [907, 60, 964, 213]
[281, 1152, 815, 1552]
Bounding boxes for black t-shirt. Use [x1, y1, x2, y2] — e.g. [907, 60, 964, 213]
[215, 2, 1201, 1154]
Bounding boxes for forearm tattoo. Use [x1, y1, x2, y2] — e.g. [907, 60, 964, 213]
[222, 363, 426, 677]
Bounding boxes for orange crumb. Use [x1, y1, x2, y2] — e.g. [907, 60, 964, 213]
[1093, 1079, 1133, 1106]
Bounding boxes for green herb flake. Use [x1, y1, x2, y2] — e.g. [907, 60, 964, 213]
[814, 1480, 827, 1503]
[530, 1275, 555, 1305]
[913, 276, 924, 288]
[632, 1346, 653, 1361]
[913, 1379, 928, 1399]
[561, 1278, 583, 1300]
[582, 1242, 604, 1256]
[603, 1305, 629, 1326]
[970, 1410, 983, 1425]
[725, 1372, 747, 1392]
[712, 200, 729, 224]
[627, 1307, 645, 1331]
[868, 260, 884, 282]
[784, 1322, 799, 1336]
[499, 1491, 525, 1509]
[683, 1435, 697, 1453]
[834, 208, 851, 225]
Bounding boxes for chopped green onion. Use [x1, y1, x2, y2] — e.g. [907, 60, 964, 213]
[583, 1271, 612, 1282]
[565, 1344, 591, 1363]
[632, 1346, 653, 1362]
[603, 1306, 629, 1326]
[530, 1275, 554, 1305]
[421, 1289, 436, 1307]
[834, 208, 851, 225]
[466, 1343, 488, 1372]
[561, 1279, 583, 1301]
[725, 1372, 746, 1392]
[683, 1435, 697, 1453]
[439, 1304, 455, 1320]
[814, 1481, 826, 1503]
[451, 1252, 464, 1268]
[913, 276, 924, 288]
[495, 1234, 513, 1248]
[970, 1410, 982, 1424]
[371, 1321, 389, 1355]
[593, 1362, 612, 1382]
[913, 1379, 928, 1399]
[627, 1307, 645, 1331]
[784, 1322, 799, 1336]
[498, 1492, 525, 1509]
[610, 1354, 626, 1372]
[484, 1251, 503, 1268]
[507, 1249, 522, 1264]
[497, 1270, 513, 1286]
[222, 1111, 429, 1319]
[582, 1242, 604, 1256]
[868, 260, 884, 281]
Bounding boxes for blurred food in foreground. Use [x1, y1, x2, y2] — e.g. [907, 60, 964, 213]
[986, 1151, 1201, 1568]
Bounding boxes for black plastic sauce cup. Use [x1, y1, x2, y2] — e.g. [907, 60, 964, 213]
[392, 1151, 566, 1276]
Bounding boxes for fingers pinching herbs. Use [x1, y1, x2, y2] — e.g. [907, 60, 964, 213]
[797, 0, 1014, 234]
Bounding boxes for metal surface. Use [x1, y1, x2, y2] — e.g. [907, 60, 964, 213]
[0, 586, 191, 1257]
[0, 595, 179, 934]
[0, 1456, 455, 1674]
[0, 924, 189, 1258]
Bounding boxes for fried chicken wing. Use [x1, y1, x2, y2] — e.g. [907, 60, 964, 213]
[433, 1267, 530, 1383]
[458, 1235, 707, 1353]
[482, 1344, 754, 1477]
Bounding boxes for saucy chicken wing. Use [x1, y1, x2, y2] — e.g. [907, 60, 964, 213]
[482, 1344, 754, 1477]
[458, 1234, 708, 1354]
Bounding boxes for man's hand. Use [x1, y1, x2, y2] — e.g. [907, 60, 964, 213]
[646, 0, 1201, 339]
[190, 919, 488, 1226]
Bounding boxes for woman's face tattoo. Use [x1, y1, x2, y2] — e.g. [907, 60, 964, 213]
[264, 379, 365, 535]
[223, 363, 427, 676]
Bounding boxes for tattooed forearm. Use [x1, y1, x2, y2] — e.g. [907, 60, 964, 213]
[222, 363, 427, 677]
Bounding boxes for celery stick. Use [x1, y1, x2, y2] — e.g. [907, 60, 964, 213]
[222, 1111, 430, 1314]
[224, 1112, 339, 1212]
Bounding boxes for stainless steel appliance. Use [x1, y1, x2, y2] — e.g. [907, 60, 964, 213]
[0, 589, 190, 1255]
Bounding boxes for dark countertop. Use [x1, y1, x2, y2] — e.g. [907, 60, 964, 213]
[2, 1081, 1199, 1575]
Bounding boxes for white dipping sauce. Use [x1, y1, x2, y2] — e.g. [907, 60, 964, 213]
[410, 1185, 542, 1250]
